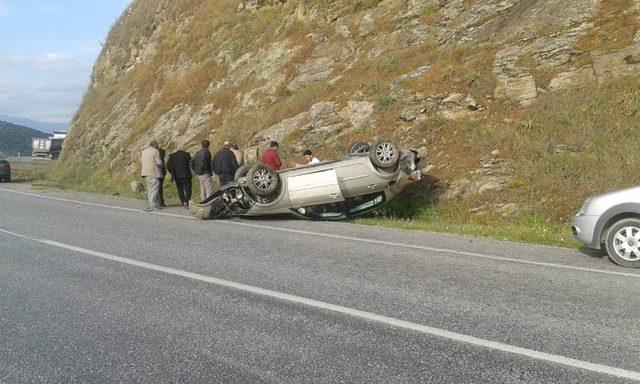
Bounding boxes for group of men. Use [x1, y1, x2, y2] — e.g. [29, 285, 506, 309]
[191, 139, 244, 202]
[140, 138, 320, 211]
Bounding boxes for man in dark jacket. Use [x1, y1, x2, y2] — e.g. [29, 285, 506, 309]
[191, 140, 213, 200]
[158, 146, 167, 207]
[212, 140, 239, 187]
[167, 149, 192, 208]
[261, 141, 282, 170]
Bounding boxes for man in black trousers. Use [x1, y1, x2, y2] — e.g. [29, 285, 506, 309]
[166, 148, 193, 208]
[212, 140, 240, 187]
[158, 146, 167, 207]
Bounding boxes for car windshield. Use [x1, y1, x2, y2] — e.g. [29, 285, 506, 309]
[345, 192, 386, 216]
[297, 203, 347, 220]
[296, 193, 387, 220]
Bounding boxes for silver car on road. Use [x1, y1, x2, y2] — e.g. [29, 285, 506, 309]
[572, 186, 640, 268]
[190, 140, 421, 221]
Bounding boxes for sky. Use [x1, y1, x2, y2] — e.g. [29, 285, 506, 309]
[0, 0, 132, 124]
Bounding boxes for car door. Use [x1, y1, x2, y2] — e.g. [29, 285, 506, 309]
[334, 161, 381, 197]
[287, 169, 345, 208]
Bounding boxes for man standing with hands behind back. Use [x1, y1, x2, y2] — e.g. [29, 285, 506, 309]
[212, 140, 240, 187]
[157, 145, 167, 207]
[167, 148, 193, 208]
[140, 139, 164, 211]
[191, 140, 214, 201]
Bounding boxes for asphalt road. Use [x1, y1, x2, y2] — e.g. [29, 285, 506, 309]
[1, 183, 639, 383]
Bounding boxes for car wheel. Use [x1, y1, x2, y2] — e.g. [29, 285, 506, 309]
[369, 140, 399, 169]
[347, 141, 371, 155]
[247, 165, 280, 197]
[234, 165, 250, 181]
[605, 218, 640, 268]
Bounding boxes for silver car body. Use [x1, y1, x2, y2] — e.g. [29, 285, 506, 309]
[190, 148, 420, 220]
[572, 186, 640, 249]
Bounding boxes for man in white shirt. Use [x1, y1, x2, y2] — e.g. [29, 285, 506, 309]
[302, 149, 320, 165]
[140, 139, 164, 211]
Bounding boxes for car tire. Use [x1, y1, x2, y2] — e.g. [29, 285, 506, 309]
[369, 140, 399, 169]
[605, 218, 640, 268]
[247, 165, 280, 197]
[234, 165, 250, 181]
[347, 141, 371, 155]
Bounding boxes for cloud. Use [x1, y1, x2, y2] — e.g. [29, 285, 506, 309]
[0, 53, 92, 123]
[0, 53, 91, 78]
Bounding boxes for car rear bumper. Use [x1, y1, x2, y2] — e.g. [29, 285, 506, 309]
[571, 214, 600, 249]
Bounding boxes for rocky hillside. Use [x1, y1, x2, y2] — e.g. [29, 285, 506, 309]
[62, 0, 640, 226]
[0, 121, 49, 156]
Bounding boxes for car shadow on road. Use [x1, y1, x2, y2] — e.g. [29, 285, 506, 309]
[235, 214, 299, 222]
[577, 247, 606, 258]
[163, 203, 186, 208]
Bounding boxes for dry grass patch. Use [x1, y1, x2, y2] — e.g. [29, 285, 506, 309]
[407, 43, 499, 97]
[418, 5, 441, 24]
[352, 0, 384, 13]
[574, 0, 640, 52]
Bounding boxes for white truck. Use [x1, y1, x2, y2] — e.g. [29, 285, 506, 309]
[32, 131, 67, 159]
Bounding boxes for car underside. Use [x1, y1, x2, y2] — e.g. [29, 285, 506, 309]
[189, 140, 421, 220]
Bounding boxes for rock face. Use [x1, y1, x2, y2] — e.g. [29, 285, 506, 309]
[437, 93, 483, 120]
[442, 156, 515, 200]
[130, 181, 145, 194]
[592, 32, 640, 84]
[62, 0, 640, 192]
[548, 67, 597, 91]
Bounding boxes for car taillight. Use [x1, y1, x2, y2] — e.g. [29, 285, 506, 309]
[407, 171, 421, 182]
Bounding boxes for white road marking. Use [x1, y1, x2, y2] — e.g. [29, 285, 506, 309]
[0, 187, 195, 219]
[2, 186, 640, 279]
[226, 221, 640, 279]
[1, 227, 639, 382]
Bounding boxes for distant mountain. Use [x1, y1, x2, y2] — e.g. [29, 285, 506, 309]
[0, 121, 50, 156]
[0, 115, 68, 134]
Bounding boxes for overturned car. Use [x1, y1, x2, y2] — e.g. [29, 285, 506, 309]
[189, 140, 421, 220]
